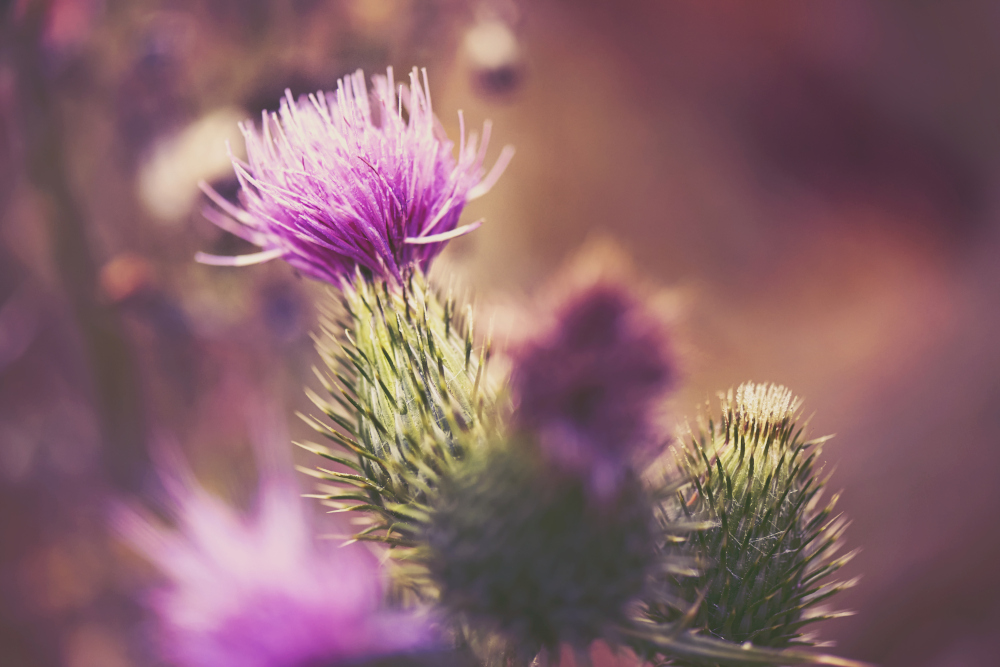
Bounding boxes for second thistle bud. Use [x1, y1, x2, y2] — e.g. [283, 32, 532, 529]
[423, 441, 657, 661]
[649, 383, 855, 653]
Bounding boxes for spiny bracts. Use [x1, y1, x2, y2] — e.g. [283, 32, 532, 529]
[299, 269, 498, 567]
[647, 383, 856, 657]
[423, 441, 657, 661]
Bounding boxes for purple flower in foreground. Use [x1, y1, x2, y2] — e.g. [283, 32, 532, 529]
[510, 283, 675, 496]
[197, 67, 514, 283]
[117, 447, 432, 667]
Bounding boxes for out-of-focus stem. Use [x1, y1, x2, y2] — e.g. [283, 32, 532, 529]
[7, 0, 148, 491]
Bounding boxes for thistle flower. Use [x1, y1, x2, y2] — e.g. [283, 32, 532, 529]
[197, 67, 514, 284]
[509, 282, 675, 496]
[648, 383, 856, 655]
[117, 444, 434, 667]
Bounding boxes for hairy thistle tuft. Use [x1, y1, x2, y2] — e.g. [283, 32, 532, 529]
[198, 67, 514, 283]
[648, 383, 856, 654]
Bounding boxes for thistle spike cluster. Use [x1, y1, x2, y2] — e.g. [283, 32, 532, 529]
[198, 67, 514, 283]
[299, 270, 499, 595]
[646, 383, 857, 656]
[423, 442, 656, 661]
[302, 271, 657, 662]
[305, 270, 863, 667]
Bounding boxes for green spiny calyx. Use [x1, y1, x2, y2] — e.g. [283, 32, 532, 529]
[424, 440, 657, 658]
[299, 268, 498, 550]
[650, 383, 855, 652]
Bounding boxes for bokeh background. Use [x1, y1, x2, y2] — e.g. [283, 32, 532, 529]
[2, 1, 1000, 666]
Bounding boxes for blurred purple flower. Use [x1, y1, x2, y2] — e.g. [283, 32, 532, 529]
[510, 283, 675, 496]
[197, 67, 514, 284]
[117, 445, 433, 667]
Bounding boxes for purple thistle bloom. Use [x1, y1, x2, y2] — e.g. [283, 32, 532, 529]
[509, 283, 675, 496]
[117, 445, 433, 667]
[197, 67, 514, 284]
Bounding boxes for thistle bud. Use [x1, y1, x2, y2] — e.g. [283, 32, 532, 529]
[509, 281, 675, 498]
[650, 383, 856, 652]
[423, 441, 657, 661]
